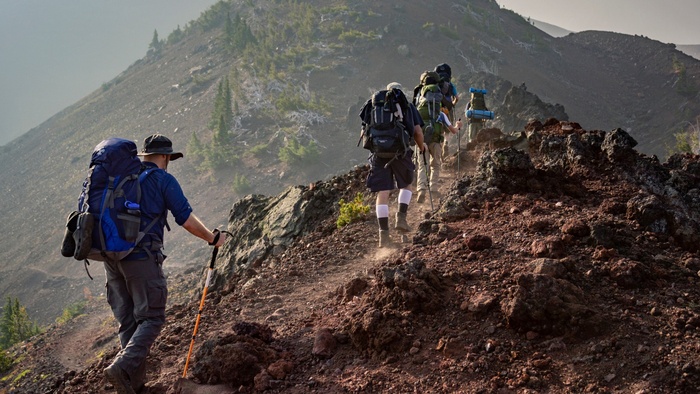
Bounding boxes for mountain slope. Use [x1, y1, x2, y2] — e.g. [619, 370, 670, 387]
[3, 123, 700, 393]
[532, 19, 574, 38]
[0, 0, 699, 327]
[678, 44, 700, 61]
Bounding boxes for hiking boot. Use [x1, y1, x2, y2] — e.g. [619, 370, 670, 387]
[395, 212, 411, 233]
[132, 359, 147, 393]
[416, 191, 426, 203]
[378, 230, 393, 248]
[61, 211, 79, 257]
[104, 363, 136, 394]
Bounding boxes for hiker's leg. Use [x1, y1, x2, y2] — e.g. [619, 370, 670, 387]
[468, 122, 479, 143]
[392, 152, 415, 211]
[398, 189, 412, 212]
[104, 260, 137, 349]
[395, 188, 412, 232]
[392, 152, 414, 232]
[376, 190, 392, 247]
[434, 144, 442, 179]
[376, 190, 390, 231]
[376, 190, 390, 206]
[415, 148, 427, 194]
[429, 142, 442, 186]
[109, 256, 167, 379]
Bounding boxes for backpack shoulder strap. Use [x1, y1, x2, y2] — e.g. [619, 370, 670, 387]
[136, 167, 170, 238]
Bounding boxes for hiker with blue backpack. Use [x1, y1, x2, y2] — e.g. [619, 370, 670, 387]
[465, 88, 494, 143]
[359, 82, 426, 247]
[62, 134, 226, 393]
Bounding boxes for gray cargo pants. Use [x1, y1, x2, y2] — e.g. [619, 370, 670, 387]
[104, 255, 167, 381]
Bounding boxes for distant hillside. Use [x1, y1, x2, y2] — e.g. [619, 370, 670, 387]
[532, 19, 574, 38]
[0, 0, 699, 326]
[678, 44, 700, 60]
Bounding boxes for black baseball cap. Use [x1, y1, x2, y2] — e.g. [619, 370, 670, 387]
[137, 134, 183, 160]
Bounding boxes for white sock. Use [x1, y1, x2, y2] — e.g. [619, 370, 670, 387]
[398, 189, 412, 205]
[376, 204, 389, 218]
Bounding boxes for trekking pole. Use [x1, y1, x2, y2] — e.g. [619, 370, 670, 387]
[456, 117, 462, 177]
[182, 230, 232, 378]
[422, 150, 434, 212]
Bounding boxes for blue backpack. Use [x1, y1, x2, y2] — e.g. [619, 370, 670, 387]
[74, 138, 159, 262]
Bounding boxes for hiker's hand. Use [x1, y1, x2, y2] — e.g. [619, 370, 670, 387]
[215, 232, 227, 247]
[420, 144, 427, 152]
[455, 120, 463, 130]
[208, 229, 227, 247]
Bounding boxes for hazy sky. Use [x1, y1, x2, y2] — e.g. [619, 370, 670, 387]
[0, 0, 219, 146]
[2, 1, 700, 146]
[497, 0, 700, 45]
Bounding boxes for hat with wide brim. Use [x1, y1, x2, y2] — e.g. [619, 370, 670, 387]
[386, 82, 403, 91]
[137, 134, 183, 160]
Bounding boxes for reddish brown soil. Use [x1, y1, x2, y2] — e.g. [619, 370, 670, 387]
[3, 123, 700, 394]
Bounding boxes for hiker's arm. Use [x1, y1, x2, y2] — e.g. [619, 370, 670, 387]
[413, 125, 426, 151]
[451, 84, 459, 104]
[408, 104, 426, 151]
[439, 114, 460, 135]
[448, 121, 463, 135]
[441, 95, 454, 111]
[182, 213, 226, 247]
[453, 119, 463, 133]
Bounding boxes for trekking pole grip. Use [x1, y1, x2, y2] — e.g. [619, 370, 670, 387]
[208, 229, 221, 246]
[208, 230, 232, 267]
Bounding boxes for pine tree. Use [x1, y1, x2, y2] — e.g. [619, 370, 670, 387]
[223, 77, 233, 128]
[213, 114, 229, 147]
[167, 25, 185, 45]
[223, 12, 256, 52]
[209, 77, 233, 132]
[0, 297, 15, 348]
[0, 297, 41, 349]
[187, 131, 205, 162]
[210, 79, 225, 130]
[148, 29, 163, 55]
[224, 12, 234, 50]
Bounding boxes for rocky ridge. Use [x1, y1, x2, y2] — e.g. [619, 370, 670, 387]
[3, 119, 700, 393]
[2, 0, 700, 328]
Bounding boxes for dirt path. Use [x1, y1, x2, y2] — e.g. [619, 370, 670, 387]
[237, 243, 392, 326]
[236, 159, 468, 326]
[52, 301, 116, 371]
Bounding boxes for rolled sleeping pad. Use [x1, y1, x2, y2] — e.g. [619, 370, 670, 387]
[469, 87, 487, 94]
[466, 109, 494, 120]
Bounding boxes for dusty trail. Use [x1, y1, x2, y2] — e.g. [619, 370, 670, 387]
[51, 301, 116, 372]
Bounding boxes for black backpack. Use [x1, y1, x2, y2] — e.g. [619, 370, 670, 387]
[434, 63, 452, 82]
[361, 88, 410, 159]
